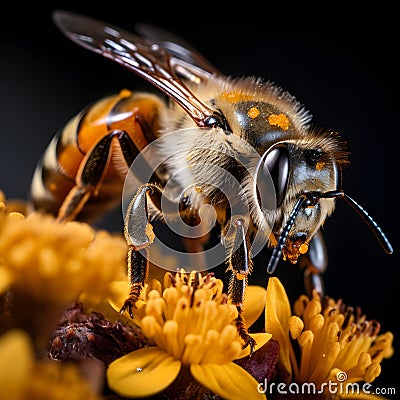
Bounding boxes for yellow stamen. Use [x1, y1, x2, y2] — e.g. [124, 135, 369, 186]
[293, 295, 309, 316]
[163, 320, 180, 359]
[163, 287, 179, 320]
[309, 342, 340, 384]
[298, 330, 314, 382]
[182, 334, 202, 365]
[279, 281, 394, 389]
[289, 316, 304, 339]
[219, 324, 240, 344]
[308, 314, 324, 334]
[131, 271, 245, 367]
[364, 363, 382, 382]
[146, 290, 165, 326]
[141, 315, 167, 350]
[199, 330, 220, 363]
[303, 298, 322, 328]
[222, 341, 242, 363]
[346, 352, 371, 380]
[369, 332, 394, 363]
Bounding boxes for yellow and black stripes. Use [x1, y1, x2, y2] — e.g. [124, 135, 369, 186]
[30, 90, 165, 222]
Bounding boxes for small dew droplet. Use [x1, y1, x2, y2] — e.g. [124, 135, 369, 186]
[136, 367, 143, 372]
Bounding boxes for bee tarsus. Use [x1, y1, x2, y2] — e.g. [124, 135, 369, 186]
[234, 305, 257, 354]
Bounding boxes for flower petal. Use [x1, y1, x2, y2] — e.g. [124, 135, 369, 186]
[107, 347, 181, 398]
[237, 333, 272, 359]
[0, 267, 12, 293]
[191, 362, 266, 400]
[243, 285, 267, 328]
[265, 277, 292, 380]
[107, 280, 149, 325]
[0, 329, 34, 398]
[108, 280, 130, 313]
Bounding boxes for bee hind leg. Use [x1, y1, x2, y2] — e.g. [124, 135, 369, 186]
[223, 216, 256, 354]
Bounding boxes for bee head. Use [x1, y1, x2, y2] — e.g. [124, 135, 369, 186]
[256, 135, 393, 274]
[255, 135, 345, 262]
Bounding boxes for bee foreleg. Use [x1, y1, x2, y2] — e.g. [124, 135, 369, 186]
[223, 217, 256, 353]
[120, 246, 150, 319]
[298, 230, 328, 297]
[57, 129, 140, 222]
[120, 183, 171, 318]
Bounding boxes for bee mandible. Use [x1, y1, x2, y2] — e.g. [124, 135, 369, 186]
[30, 11, 393, 351]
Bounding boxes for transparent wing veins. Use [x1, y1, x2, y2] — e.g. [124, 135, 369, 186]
[53, 11, 217, 127]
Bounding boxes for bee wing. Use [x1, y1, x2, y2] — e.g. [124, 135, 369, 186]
[52, 11, 217, 127]
[135, 23, 220, 79]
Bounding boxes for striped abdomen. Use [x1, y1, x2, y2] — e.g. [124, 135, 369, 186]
[30, 89, 164, 222]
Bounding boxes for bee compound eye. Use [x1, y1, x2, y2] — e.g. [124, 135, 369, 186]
[256, 144, 289, 209]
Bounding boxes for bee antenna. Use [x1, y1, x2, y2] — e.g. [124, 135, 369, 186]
[267, 190, 393, 275]
[267, 195, 308, 274]
[341, 193, 393, 254]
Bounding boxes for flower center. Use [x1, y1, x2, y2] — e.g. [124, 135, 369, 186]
[289, 293, 393, 386]
[139, 271, 243, 365]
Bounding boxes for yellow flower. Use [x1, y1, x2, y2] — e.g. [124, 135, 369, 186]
[0, 329, 102, 400]
[0, 201, 127, 304]
[107, 270, 271, 399]
[265, 277, 394, 398]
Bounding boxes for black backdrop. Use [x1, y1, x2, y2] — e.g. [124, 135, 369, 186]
[1, 2, 398, 395]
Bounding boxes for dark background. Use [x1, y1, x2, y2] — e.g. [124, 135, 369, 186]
[1, 2, 398, 395]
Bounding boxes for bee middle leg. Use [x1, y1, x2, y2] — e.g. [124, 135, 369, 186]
[223, 216, 256, 353]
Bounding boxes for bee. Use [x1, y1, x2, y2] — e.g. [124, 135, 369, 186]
[31, 11, 393, 351]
